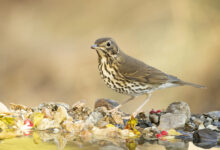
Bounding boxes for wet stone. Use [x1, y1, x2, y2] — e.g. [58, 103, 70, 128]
[175, 131, 193, 141]
[159, 140, 189, 150]
[193, 128, 220, 149]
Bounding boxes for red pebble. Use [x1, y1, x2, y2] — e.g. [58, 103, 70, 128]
[161, 130, 168, 136]
[156, 133, 162, 139]
[24, 119, 34, 127]
[156, 110, 161, 113]
[150, 109, 156, 114]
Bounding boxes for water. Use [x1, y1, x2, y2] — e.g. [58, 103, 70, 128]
[0, 132, 219, 150]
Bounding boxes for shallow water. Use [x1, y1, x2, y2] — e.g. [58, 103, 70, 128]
[0, 135, 219, 150]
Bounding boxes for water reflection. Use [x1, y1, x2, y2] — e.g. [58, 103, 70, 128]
[0, 131, 219, 150]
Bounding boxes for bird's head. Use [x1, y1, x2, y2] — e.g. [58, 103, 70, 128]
[91, 37, 119, 58]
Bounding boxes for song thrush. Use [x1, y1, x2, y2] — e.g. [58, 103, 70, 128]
[91, 37, 205, 116]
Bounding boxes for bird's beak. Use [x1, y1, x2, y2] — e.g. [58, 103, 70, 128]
[91, 44, 98, 49]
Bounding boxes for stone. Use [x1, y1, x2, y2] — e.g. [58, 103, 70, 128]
[193, 118, 204, 126]
[37, 118, 60, 130]
[198, 124, 205, 130]
[149, 114, 159, 124]
[166, 101, 191, 122]
[41, 107, 52, 118]
[213, 121, 220, 129]
[10, 103, 30, 111]
[112, 113, 123, 125]
[200, 115, 206, 122]
[62, 120, 75, 133]
[136, 112, 152, 128]
[193, 129, 220, 149]
[159, 140, 189, 150]
[207, 111, 220, 120]
[159, 113, 187, 130]
[85, 111, 103, 125]
[203, 117, 213, 127]
[184, 122, 196, 132]
[206, 125, 219, 131]
[142, 127, 156, 140]
[69, 101, 92, 121]
[94, 98, 119, 110]
[54, 106, 69, 124]
[38, 102, 70, 111]
[0, 102, 9, 113]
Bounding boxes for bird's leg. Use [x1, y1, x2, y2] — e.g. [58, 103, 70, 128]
[132, 93, 152, 117]
[108, 96, 135, 113]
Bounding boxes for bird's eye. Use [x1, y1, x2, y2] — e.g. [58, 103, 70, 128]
[106, 42, 111, 47]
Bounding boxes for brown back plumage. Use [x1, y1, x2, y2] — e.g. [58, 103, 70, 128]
[92, 37, 205, 92]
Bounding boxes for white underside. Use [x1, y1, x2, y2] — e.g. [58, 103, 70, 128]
[158, 82, 178, 89]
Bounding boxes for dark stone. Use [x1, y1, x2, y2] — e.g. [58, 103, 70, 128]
[136, 112, 152, 128]
[184, 122, 197, 132]
[137, 120, 152, 128]
[94, 98, 119, 110]
[175, 131, 193, 141]
[193, 129, 220, 149]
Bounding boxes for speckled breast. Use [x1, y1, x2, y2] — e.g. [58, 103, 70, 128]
[98, 58, 152, 96]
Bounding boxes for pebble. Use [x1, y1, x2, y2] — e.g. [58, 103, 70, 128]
[206, 125, 219, 131]
[193, 129, 220, 149]
[149, 114, 159, 124]
[37, 118, 59, 130]
[198, 124, 205, 130]
[54, 106, 69, 124]
[85, 111, 103, 125]
[166, 101, 191, 122]
[0, 102, 9, 113]
[207, 111, 220, 120]
[94, 98, 119, 110]
[193, 118, 204, 126]
[159, 113, 187, 130]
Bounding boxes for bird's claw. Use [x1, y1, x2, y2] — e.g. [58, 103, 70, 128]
[107, 106, 123, 115]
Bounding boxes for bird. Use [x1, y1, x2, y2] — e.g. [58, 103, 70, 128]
[91, 37, 205, 116]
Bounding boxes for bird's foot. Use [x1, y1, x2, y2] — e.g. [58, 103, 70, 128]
[132, 110, 143, 118]
[107, 105, 122, 114]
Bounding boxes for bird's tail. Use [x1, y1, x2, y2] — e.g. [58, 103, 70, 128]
[181, 81, 206, 89]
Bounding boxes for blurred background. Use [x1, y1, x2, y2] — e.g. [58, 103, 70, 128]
[0, 0, 219, 114]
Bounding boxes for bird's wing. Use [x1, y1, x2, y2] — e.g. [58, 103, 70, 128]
[117, 52, 179, 85]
